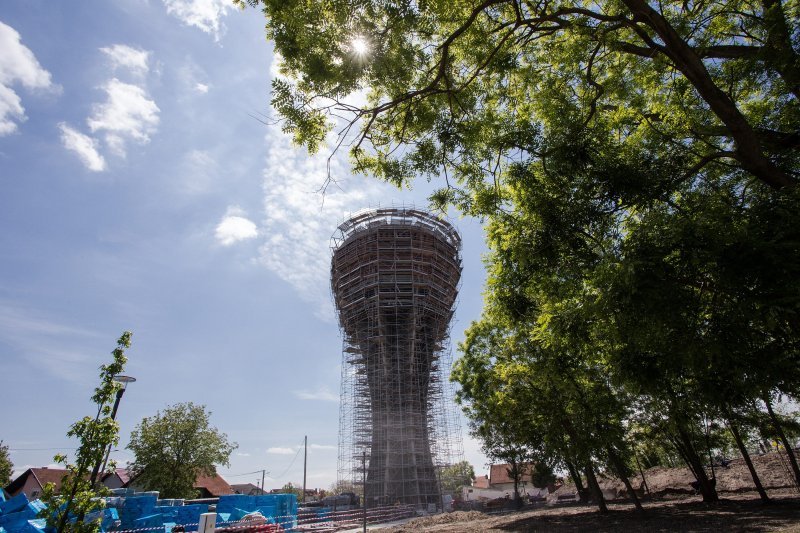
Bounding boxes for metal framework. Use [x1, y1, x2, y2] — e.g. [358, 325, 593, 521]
[331, 207, 463, 509]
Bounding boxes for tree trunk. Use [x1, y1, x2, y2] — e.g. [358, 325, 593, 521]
[566, 460, 589, 503]
[511, 463, 522, 510]
[761, 0, 800, 100]
[764, 393, 800, 487]
[634, 454, 653, 501]
[607, 446, 644, 512]
[676, 422, 719, 502]
[727, 419, 770, 502]
[584, 464, 608, 514]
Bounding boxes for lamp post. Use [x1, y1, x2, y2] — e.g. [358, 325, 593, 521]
[92, 375, 136, 485]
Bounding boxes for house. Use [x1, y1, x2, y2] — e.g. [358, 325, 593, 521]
[5, 467, 71, 500]
[126, 472, 234, 498]
[488, 463, 534, 492]
[231, 483, 266, 496]
[101, 468, 131, 490]
[461, 463, 547, 502]
[193, 474, 235, 498]
[472, 475, 489, 489]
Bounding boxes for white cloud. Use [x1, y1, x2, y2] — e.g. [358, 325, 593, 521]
[162, 0, 235, 41]
[87, 78, 160, 156]
[0, 21, 54, 135]
[0, 302, 103, 383]
[100, 44, 150, 76]
[258, 123, 396, 320]
[309, 444, 336, 450]
[216, 206, 258, 246]
[236, 452, 251, 457]
[293, 388, 339, 402]
[175, 61, 209, 95]
[58, 123, 107, 171]
[267, 447, 296, 455]
[262, 141, 392, 313]
[180, 149, 218, 194]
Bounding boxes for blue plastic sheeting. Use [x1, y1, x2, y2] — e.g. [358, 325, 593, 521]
[132, 504, 208, 532]
[106, 494, 157, 530]
[0, 491, 300, 532]
[86, 508, 119, 531]
[0, 494, 46, 533]
[0, 500, 47, 529]
[217, 494, 297, 530]
[0, 494, 29, 516]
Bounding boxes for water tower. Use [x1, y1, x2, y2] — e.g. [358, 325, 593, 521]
[331, 208, 462, 508]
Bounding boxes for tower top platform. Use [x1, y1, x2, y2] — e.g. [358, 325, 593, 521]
[331, 207, 461, 251]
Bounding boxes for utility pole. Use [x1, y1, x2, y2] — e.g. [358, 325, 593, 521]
[302, 436, 307, 503]
[261, 469, 266, 495]
[362, 450, 367, 533]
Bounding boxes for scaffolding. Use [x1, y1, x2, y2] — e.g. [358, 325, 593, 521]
[331, 207, 464, 509]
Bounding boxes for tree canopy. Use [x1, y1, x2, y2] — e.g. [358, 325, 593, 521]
[242, 0, 798, 201]
[0, 440, 12, 488]
[127, 402, 236, 499]
[242, 0, 800, 507]
[439, 460, 476, 497]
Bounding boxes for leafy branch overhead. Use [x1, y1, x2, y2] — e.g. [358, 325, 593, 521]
[245, 0, 797, 200]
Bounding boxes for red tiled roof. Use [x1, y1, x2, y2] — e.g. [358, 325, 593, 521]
[194, 474, 234, 496]
[472, 475, 490, 489]
[115, 468, 131, 485]
[488, 463, 534, 485]
[6, 468, 72, 496]
[101, 467, 130, 485]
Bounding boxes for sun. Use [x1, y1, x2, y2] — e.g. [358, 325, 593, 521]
[351, 36, 369, 56]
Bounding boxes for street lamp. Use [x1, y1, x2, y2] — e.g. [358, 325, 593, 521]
[92, 375, 136, 485]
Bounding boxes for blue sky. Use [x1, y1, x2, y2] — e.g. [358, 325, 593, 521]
[0, 0, 490, 491]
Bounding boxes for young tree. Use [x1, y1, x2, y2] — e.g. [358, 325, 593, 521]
[40, 331, 132, 533]
[0, 440, 13, 487]
[127, 402, 237, 499]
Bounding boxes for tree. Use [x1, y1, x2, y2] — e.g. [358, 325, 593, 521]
[40, 332, 132, 533]
[277, 482, 303, 500]
[127, 402, 237, 499]
[439, 460, 475, 498]
[0, 440, 13, 487]
[242, 0, 800, 510]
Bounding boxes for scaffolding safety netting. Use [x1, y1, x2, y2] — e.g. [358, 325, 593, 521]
[331, 207, 464, 510]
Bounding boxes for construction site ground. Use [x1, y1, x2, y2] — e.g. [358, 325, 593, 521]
[382, 452, 800, 532]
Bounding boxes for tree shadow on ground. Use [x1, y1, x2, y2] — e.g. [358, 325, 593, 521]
[496, 495, 800, 532]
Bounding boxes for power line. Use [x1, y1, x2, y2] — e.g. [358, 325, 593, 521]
[273, 444, 304, 480]
[223, 439, 305, 481]
[224, 469, 271, 478]
[9, 447, 79, 451]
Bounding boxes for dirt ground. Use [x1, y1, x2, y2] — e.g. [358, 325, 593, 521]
[384, 452, 800, 532]
[589, 452, 799, 499]
[384, 490, 800, 532]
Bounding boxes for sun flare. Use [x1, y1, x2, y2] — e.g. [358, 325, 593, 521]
[351, 36, 369, 56]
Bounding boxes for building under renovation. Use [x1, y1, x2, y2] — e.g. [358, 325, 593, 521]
[331, 207, 463, 509]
